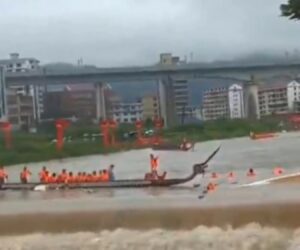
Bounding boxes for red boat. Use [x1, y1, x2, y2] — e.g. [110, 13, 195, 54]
[250, 132, 276, 140]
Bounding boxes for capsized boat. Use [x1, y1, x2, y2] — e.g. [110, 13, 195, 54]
[0, 147, 220, 191]
[152, 142, 194, 151]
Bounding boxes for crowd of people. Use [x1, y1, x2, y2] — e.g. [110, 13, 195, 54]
[206, 166, 285, 192]
[0, 164, 115, 185]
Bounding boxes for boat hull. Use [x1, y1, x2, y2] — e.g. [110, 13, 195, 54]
[0, 178, 194, 191]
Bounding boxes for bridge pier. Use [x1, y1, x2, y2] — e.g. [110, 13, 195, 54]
[95, 82, 107, 121]
[244, 78, 260, 120]
[0, 67, 7, 121]
[158, 76, 177, 128]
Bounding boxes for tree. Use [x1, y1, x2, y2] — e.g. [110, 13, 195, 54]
[281, 0, 300, 20]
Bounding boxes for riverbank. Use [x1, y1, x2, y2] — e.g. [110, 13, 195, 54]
[0, 118, 285, 165]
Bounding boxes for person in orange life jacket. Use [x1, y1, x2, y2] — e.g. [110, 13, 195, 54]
[102, 170, 110, 182]
[206, 182, 217, 192]
[39, 166, 48, 182]
[47, 173, 57, 184]
[150, 154, 159, 173]
[20, 166, 32, 184]
[58, 169, 68, 183]
[0, 165, 8, 185]
[91, 171, 98, 182]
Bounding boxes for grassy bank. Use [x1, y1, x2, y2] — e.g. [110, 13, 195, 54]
[0, 117, 286, 166]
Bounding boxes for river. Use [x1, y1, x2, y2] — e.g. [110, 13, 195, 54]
[2, 132, 300, 249]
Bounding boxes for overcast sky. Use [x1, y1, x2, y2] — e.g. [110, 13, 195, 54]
[0, 0, 299, 67]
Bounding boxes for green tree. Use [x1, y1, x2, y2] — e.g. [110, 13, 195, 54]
[281, 0, 300, 20]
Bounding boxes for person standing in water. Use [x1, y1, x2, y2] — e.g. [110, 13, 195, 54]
[20, 166, 32, 184]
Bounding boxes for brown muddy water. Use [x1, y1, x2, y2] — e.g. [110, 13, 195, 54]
[2, 132, 300, 249]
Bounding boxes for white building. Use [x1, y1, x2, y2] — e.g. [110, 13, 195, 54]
[0, 53, 40, 73]
[228, 84, 244, 119]
[0, 53, 44, 123]
[109, 101, 143, 123]
[287, 80, 300, 111]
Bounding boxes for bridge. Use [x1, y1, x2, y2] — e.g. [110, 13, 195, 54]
[4, 62, 300, 86]
[1, 62, 300, 128]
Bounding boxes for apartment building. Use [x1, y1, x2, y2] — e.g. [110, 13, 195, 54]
[6, 88, 34, 130]
[62, 85, 96, 119]
[141, 94, 159, 120]
[109, 101, 143, 123]
[202, 84, 244, 121]
[0, 53, 40, 73]
[0, 53, 45, 122]
[202, 87, 229, 120]
[228, 84, 244, 119]
[287, 80, 300, 112]
[258, 84, 288, 116]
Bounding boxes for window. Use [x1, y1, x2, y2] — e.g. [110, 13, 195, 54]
[124, 118, 128, 122]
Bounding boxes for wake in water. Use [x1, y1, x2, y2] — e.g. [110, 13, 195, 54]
[1, 224, 300, 250]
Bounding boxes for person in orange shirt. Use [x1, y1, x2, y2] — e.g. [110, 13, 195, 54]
[39, 166, 48, 182]
[206, 182, 217, 193]
[81, 172, 87, 182]
[86, 174, 93, 183]
[150, 154, 159, 173]
[20, 166, 32, 184]
[47, 173, 57, 184]
[102, 170, 110, 182]
[67, 172, 75, 184]
[92, 171, 99, 182]
[98, 170, 104, 182]
[58, 169, 68, 183]
[0, 166, 8, 185]
[75, 172, 82, 183]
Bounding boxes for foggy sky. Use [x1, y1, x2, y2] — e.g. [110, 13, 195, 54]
[0, 0, 299, 67]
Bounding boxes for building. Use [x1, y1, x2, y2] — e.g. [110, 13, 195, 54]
[228, 84, 244, 119]
[0, 53, 45, 122]
[287, 80, 300, 112]
[109, 100, 143, 123]
[202, 87, 229, 120]
[6, 88, 34, 130]
[158, 78, 177, 127]
[173, 78, 189, 118]
[0, 53, 40, 73]
[141, 94, 159, 120]
[62, 84, 96, 120]
[202, 84, 244, 121]
[258, 84, 288, 116]
[43, 90, 65, 119]
[244, 81, 260, 119]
